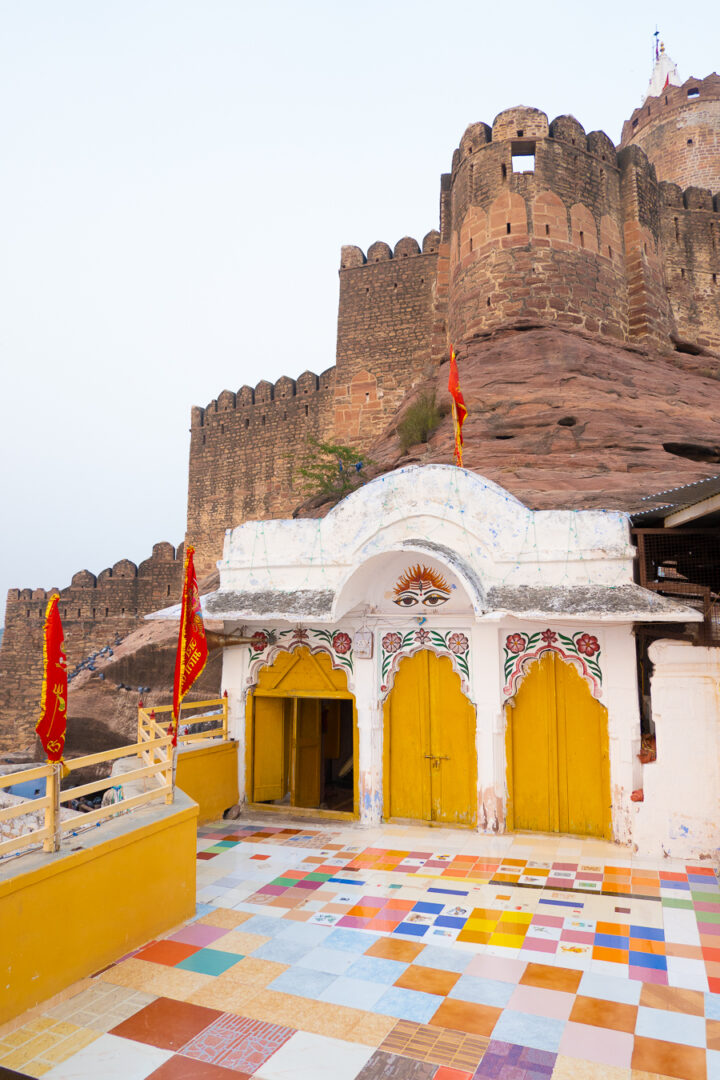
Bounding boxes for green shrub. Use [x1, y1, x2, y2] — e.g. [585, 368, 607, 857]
[397, 390, 445, 453]
[296, 437, 372, 497]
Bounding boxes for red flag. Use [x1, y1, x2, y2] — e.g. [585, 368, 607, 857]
[36, 595, 67, 763]
[172, 545, 208, 745]
[448, 346, 468, 466]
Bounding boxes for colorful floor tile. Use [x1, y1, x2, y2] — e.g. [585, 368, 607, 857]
[3, 815, 719, 1080]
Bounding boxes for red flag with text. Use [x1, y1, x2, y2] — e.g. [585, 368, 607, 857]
[172, 545, 208, 745]
[36, 595, 68, 762]
[448, 346, 468, 466]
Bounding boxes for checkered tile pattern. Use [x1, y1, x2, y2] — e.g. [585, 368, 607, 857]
[2, 817, 719, 1080]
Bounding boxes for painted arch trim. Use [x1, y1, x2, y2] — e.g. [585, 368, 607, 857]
[503, 628, 603, 700]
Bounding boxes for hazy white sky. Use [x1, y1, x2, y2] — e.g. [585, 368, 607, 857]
[0, 1, 716, 623]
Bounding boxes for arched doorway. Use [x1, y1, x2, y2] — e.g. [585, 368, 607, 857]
[246, 647, 358, 819]
[383, 650, 477, 826]
[506, 652, 611, 838]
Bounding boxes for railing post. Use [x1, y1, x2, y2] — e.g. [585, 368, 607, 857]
[223, 690, 228, 740]
[42, 763, 62, 853]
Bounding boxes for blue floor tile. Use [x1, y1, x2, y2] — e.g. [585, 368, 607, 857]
[449, 975, 514, 1008]
[415, 945, 472, 973]
[706, 992, 720, 1020]
[296, 946, 358, 976]
[319, 976, 388, 1010]
[267, 966, 337, 998]
[708, 1048, 720, 1080]
[252, 938, 313, 964]
[578, 971, 642, 1005]
[629, 925, 665, 941]
[276, 921, 334, 946]
[372, 986, 443, 1024]
[412, 902, 444, 914]
[239, 915, 289, 938]
[491, 1010, 565, 1053]
[635, 1006, 706, 1048]
[629, 951, 667, 970]
[323, 928, 380, 953]
[394, 922, 429, 938]
[344, 956, 409, 984]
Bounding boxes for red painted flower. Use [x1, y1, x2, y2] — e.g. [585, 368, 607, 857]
[541, 629, 557, 644]
[382, 632, 402, 654]
[250, 631, 269, 652]
[415, 628, 430, 644]
[505, 633, 525, 654]
[576, 633, 599, 657]
[448, 632, 469, 655]
[332, 632, 352, 655]
[380, 684, 388, 693]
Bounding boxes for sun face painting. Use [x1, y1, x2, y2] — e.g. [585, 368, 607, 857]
[393, 564, 451, 608]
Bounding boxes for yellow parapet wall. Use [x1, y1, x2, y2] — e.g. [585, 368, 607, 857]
[0, 790, 198, 1025]
[175, 740, 239, 823]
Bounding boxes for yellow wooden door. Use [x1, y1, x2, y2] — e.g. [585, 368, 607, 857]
[507, 652, 611, 838]
[293, 698, 322, 807]
[428, 654, 477, 827]
[386, 650, 432, 820]
[252, 696, 287, 802]
[385, 650, 476, 825]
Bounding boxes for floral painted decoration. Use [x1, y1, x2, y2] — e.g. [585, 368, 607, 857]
[247, 627, 353, 675]
[502, 628, 602, 700]
[380, 627, 470, 695]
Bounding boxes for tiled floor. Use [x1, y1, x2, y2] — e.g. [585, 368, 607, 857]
[2, 815, 720, 1080]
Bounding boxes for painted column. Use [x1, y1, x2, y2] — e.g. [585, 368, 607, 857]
[354, 654, 382, 826]
[473, 624, 506, 832]
[601, 624, 641, 846]
[221, 643, 250, 805]
[634, 640, 720, 859]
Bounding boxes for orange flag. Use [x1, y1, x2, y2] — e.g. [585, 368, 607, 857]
[448, 345, 468, 466]
[172, 545, 208, 745]
[36, 595, 68, 763]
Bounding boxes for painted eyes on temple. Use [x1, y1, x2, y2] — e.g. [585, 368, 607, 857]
[393, 591, 450, 607]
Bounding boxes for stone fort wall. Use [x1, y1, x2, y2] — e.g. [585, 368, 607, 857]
[0, 543, 184, 750]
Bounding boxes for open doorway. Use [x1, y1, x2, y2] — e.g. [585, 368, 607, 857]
[251, 696, 354, 812]
[246, 646, 357, 818]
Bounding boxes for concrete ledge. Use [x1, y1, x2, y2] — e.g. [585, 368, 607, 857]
[0, 790, 198, 1024]
[176, 740, 239, 823]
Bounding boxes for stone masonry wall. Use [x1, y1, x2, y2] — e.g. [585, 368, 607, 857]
[334, 235, 439, 445]
[186, 371, 336, 577]
[0, 543, 184, 750]
[622, 75, 720, 194]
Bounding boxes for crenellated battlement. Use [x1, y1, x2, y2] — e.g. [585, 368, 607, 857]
[191, 368, 335, 427]
[0, 541, 186, 748]
[621, 74, 720, 195]
[450, 108, 620, 179]
[622, 74, 720, 146]
[340, 232, 440, 269]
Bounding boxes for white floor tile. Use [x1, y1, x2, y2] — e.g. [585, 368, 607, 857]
[44, 1034, 172, 1079]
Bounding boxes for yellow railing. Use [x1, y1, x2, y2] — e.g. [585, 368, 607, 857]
[0, 732, 173, 860]
[137, 697, 228, 746]
[0, 698, 228, 863]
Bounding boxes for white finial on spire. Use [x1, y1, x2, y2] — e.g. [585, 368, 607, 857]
[644, 32, 681, 101]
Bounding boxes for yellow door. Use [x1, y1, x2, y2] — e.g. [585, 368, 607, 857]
[252, 696, 287, 802]
[293, 698, 322, 807]
[507, 652, 611, 838]
[384, 650, 476, 826]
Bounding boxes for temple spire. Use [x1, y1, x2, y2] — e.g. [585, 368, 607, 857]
[644, 33, 681, 101]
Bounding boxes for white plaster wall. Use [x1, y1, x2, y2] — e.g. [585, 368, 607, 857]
[218, 466, 636, 597]
[634, 640, 720, 861]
